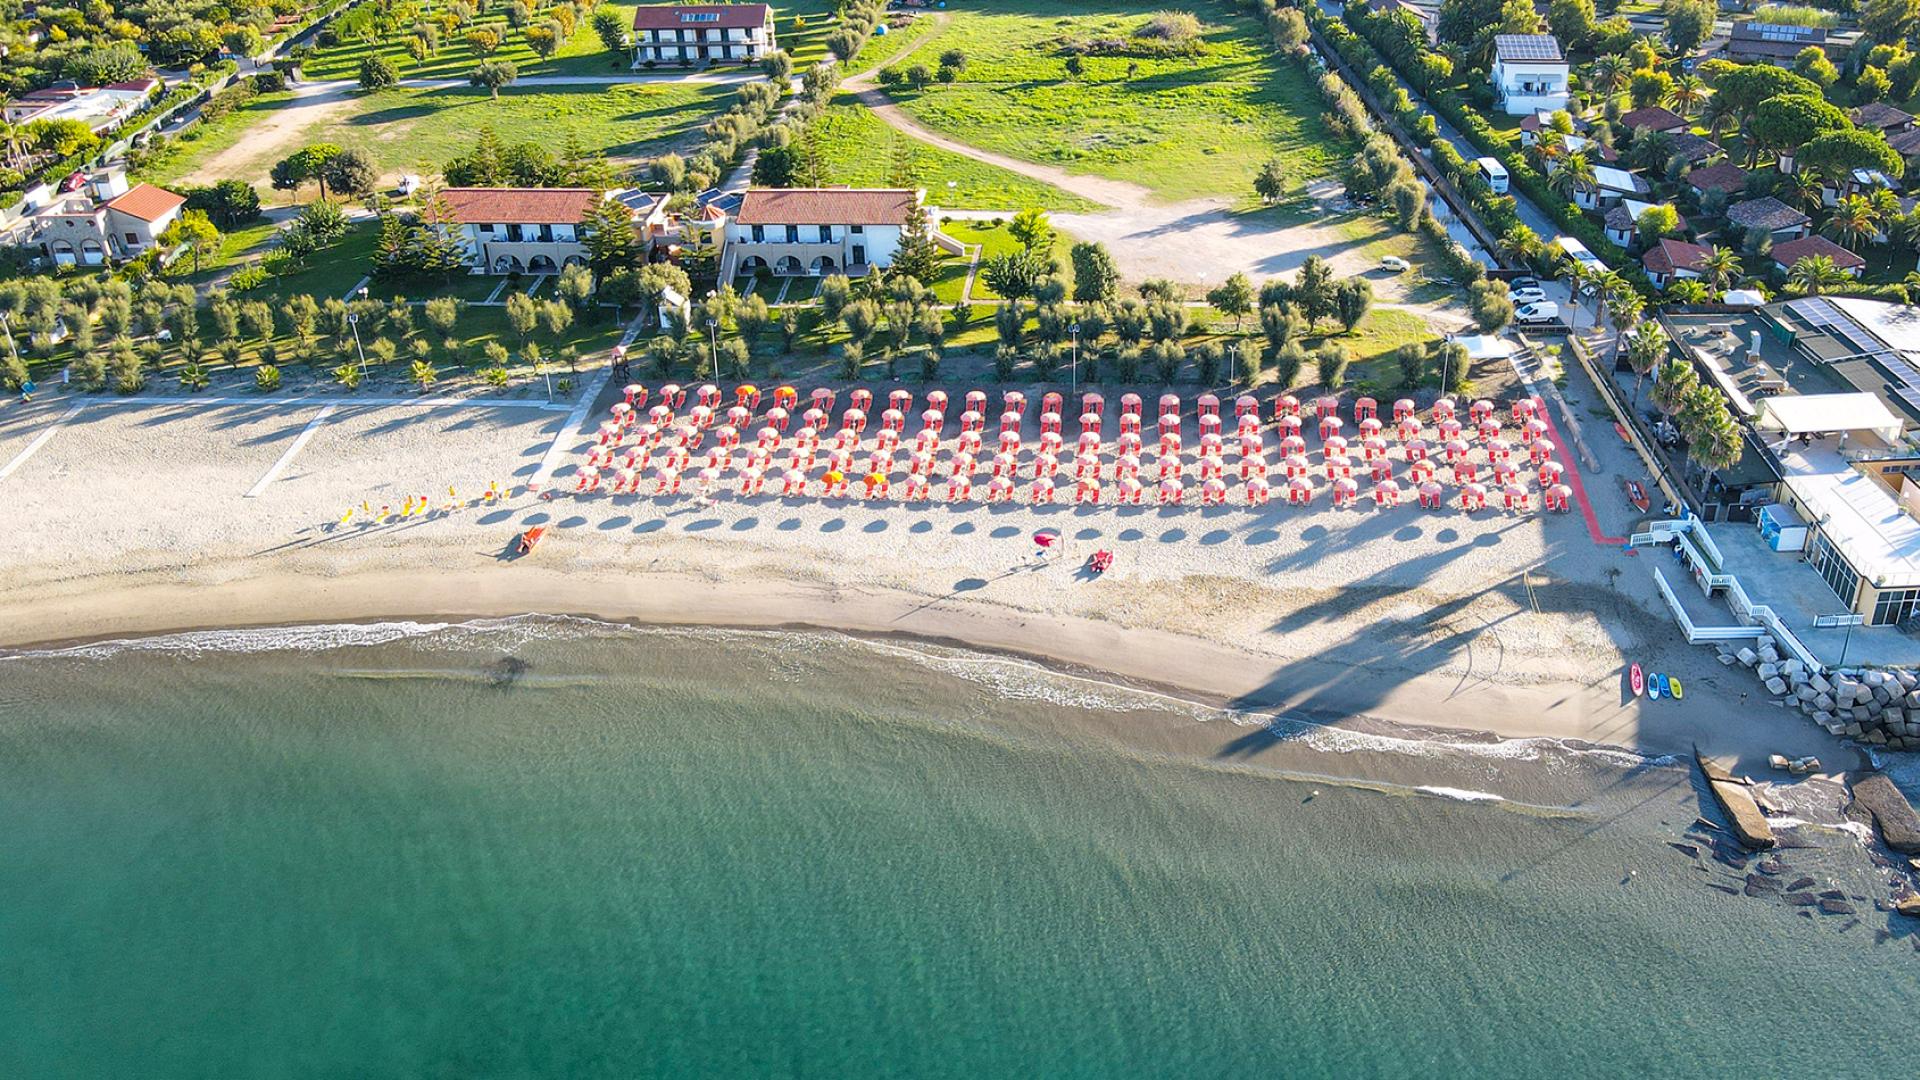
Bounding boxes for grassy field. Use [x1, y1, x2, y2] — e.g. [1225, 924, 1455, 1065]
[779, 0, 839, 67]
[131, 90, 297, 188]
[327, 81, 737, 172]
[877, 0, 1341, 202]
[810, 96, 1101, 212]
[299, 4, 639, 81]
[145, 81, 738, 191]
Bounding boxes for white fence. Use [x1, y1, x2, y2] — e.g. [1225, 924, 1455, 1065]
[1632, 517, 1823, 672]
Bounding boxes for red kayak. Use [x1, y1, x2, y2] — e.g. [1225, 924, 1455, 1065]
[1624, 479, 1650, 512]
[1630, 662, 1645, 698]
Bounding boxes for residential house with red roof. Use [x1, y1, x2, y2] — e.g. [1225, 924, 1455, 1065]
[1641, 237, 1713, 290]
[439, 187, 667, 275]
[8, 168, 184, 267]
[630, 4, 776, 67]
[719, 188, 933, 279]
[1769, 235, 1865, 278]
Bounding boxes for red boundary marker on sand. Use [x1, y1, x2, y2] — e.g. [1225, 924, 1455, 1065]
[1532, 397, 1628, 546]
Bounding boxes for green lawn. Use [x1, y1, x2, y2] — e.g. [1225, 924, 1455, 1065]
[299, 5, 640, 81]
[876, 0, 1341, 202]
[928, 218, 1026, 302]
[330, 81, 739, 174]
[778, 0, 839, 68]
[810, 95, 1101, 211]
[246, 220, 384, 303]
[840, 10, 944, 76]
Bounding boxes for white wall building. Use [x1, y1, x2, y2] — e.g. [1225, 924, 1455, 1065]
[719, 188, 927, 279]
[630, 4, 777, 67]
[1491, 34, 1570, 117]
[440, 188, 667, 275]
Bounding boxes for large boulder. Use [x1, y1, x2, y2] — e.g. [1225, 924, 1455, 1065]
[1811, 674, 1834, 695]
[1886, 707, 1906, 726]
[1783, 658, 1806, 678]
[1798, 685, 1820, 702]
[1906, 688, 1920, 710]
[1872, 683, 1893, 706]
[1736, 646, 1758, 667]
[1852, 706, 1875, 724]
[1765, 676, 1789, 696]
[1897, 670, 1917, 691]
[1757, 661, 1780, 681]
[1815, 693, 1836, 712]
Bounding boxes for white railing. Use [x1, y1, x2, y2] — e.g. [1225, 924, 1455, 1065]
[1652, 567, 1763, 642]
[1633, 517, 1824, 671]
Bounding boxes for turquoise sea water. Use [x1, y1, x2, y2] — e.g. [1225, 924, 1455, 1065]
[1, 619, 1916, 1078]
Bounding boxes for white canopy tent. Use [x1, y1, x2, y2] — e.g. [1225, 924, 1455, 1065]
[1755, 393, 1903, 444]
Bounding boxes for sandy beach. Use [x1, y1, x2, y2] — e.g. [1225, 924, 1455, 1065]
[0, 385, 1850, 775]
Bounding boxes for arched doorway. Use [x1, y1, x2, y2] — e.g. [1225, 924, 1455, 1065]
[527, 255, 558, 274]
[739, 255, 768, 274]
[493, 254, 525, 274]
[810, 255, 836, 274]
[775, 255, 803, 275]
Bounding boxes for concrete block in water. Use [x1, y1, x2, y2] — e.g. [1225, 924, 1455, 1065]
[1852, 774, 1920, 852]
[1757, 662, 1780, 681]
[1736, 647, 1758, 667]
[1765, 676, 1789, 696]
[1815, 694, 1836, 712]
[1811, 674, 1834, 695]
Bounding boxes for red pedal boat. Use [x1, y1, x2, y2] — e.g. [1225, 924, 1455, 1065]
[1088, 549, 1115, 575]
[1623, 479, 1649, 512]
[1630, 662, 1645, 698]
[515, 526, 547, 555]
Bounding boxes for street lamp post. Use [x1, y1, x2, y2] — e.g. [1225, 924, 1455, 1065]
[0, 311, 17, 363]
[1226, 340, 1238, 395]
[1069, 321, 1080, 400]
[346, 312, 367, 377]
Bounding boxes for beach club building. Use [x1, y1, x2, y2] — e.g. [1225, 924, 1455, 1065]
[718, 188, 931, 279]
[1661, 298, 1920, 625]
[629, 4, 777, 67]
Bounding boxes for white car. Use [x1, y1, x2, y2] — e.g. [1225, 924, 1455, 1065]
[1514, 301, 1561, 324]
[1506, 284, 1547, 305]
[1380, 255, 1410, 272]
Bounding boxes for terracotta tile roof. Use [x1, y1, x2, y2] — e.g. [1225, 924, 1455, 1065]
[1770, 234, 1865, 270]
[631, 4, 770, 31]
[1620, 106, 1686, 132]
[102, 182, 184, 222]
[1687, 162, 1748, 194]
[1643, 237, 1713, 277]
[734, 188, 920, 226]
[440, 187, 605, 224]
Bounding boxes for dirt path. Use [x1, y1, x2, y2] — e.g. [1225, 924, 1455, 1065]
[174, 82, 360, 190]
[842, 65, 1458, 310]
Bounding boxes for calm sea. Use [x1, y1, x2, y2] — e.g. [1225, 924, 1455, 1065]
[1, 618, 1914, 1078]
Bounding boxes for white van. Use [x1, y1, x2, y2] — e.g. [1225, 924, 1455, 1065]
[1474, 156, 1509, 195]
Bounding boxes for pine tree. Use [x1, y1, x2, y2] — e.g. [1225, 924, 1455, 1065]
[418, 194, 471, 278]
[371, 213, 410, 278]
[891, 207, 939, 283]
[582, 197, 640, 277]
[470, 126, 505, 186]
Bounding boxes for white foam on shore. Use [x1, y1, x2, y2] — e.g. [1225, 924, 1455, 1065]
[1417, 785, 1507, 803]
[3, 615, 1683, 781]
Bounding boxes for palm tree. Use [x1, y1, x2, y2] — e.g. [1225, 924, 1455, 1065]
[1698, 245, 1741, 292]
[1498, 224, 1542, 268]
[1690, 412, 1745, 479]
[1785, 170, 1825, 215]
[1826, 194, 1879, 250]
[1788, 254, 1851, 295]
[1548, 151, 1595, 201]
[1529, 129, 1567, 172]
[1667, 279, 1713, 304]
[1624, 319, 1669, 404]
[1701, 94, 1736, 144]
[1652, 358, 1698, 417]
[1869, 187, 1902, 222]
[1605, 287, 1645, 367]
[1589, 55, 1630, 96]
[1669, 76, 1707, 118]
